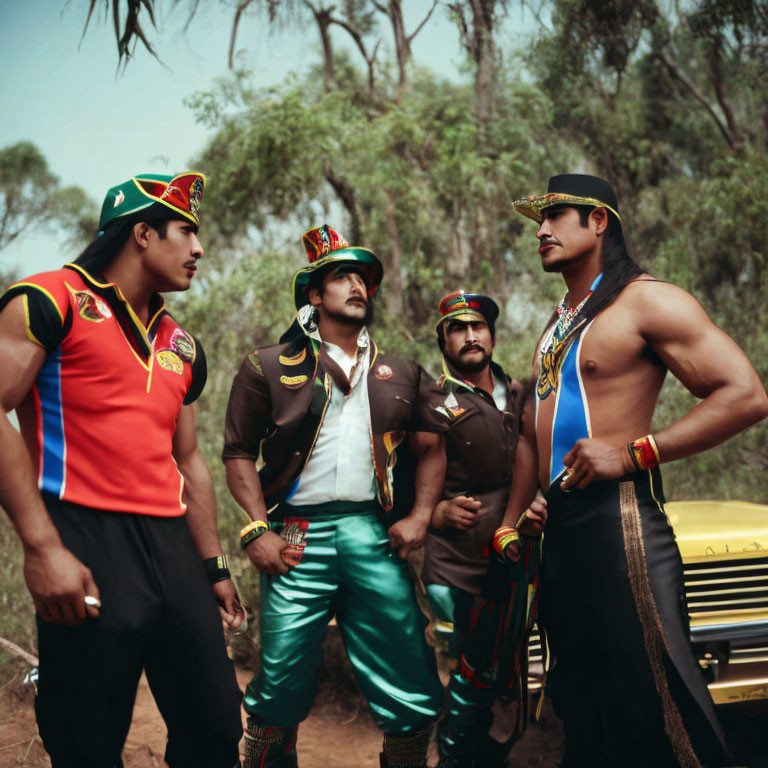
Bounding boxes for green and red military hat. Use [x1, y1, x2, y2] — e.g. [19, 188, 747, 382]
[513, 173, 622, 225]
[98, 171, 207, 230]
[292, 224, 383, 309]
[435, 291, 499, 335]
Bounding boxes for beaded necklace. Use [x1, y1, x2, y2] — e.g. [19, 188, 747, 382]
[537, 273, 603, 400]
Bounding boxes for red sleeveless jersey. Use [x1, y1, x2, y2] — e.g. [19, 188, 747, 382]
[1, 264, 206, 517]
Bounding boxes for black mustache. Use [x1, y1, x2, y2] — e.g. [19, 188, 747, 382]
[461, 344, 485, 353]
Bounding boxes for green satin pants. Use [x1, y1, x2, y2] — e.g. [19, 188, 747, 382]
[244, 504, 443, 734]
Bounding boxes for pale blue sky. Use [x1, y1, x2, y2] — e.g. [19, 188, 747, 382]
[1, 1, 537, 275]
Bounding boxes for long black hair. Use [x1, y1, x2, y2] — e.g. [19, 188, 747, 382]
[577, 209, 645, 328]
[535, 208, 645, 357]
[73, 205, 184, 276]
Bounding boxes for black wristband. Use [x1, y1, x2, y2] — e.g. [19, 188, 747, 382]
[626, 442, 641, 472]
[203, 555, 231, 585]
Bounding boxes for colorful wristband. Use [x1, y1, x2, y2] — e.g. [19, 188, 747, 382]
[493, 526, 520, 557]
[202, 555, 231, 585]
[240, 520, 269, 549]
[627, 434, 661, 471]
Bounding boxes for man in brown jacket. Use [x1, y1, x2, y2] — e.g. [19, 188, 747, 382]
[223, 225, 444, 768]
[422, 291, 541, 768]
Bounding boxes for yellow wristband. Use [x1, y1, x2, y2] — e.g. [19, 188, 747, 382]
[240, 520, 268, 537]
[240, 519, 269, 550]
[493, 526, 520, 557]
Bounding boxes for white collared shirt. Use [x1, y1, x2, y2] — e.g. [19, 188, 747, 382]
[287, 328, 376, 505]
[492, 374, 508, 411]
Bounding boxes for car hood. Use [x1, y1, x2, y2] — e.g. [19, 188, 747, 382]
[666, 500, 768, 561]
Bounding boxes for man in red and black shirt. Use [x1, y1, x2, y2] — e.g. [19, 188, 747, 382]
[0, 173, 243, 768]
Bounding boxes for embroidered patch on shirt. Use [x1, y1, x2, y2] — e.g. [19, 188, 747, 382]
[74, 290, 113, 322]
[170, 328, 195, 362]
[280, 374, 309, 389]
[156, 349, 183, 375]
[436, 404, 467, 419]
[375, 364, 393, 380]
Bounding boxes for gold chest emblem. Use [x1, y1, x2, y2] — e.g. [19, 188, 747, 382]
[280, 374, 308, 389]
[279, 348, 307, 366]
[156, 350, 183, 375]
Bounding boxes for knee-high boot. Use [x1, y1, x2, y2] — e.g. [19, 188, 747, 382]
[243, 717, 298, 768]
[379, 727, 432, 768]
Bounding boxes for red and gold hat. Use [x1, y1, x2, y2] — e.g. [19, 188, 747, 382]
[435, 291, 499, 334]
[98, 171, 206, 230]
[292, 224, 383, 309]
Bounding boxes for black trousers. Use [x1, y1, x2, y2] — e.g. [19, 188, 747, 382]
[35, 496, 242, 768]
[542, 469, 733, 768]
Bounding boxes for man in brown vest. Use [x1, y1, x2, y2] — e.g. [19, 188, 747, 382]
[223, 225, 444, 768]
[421, 291, 542, 767]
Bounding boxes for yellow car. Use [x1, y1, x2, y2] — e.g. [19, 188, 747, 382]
[667, 500, 768, 705]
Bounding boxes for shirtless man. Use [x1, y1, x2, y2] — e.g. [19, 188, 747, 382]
[501, 174, 768, 767]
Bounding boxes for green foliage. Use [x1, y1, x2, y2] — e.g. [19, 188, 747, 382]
[0, 141, 98, 254]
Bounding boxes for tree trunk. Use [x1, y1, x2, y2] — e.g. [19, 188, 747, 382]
[388, 1, 411, 101]
[468, 0, 496, 154]
[383, 198, 404, 315]
[447, 197, 467, 282]
[324, 163, 361, 244]
[309, 6, 335, 92]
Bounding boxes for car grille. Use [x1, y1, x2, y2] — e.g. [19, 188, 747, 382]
[684, 555, 768, 617]
[528, 626, 543, 665]
[527, 626, 544, 691]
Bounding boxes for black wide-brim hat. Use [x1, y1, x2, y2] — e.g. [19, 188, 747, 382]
[513, 174, 621, 224]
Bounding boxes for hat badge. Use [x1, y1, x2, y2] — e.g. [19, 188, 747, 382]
[113, 190, 125, 207]
[189, 177, 204, 218]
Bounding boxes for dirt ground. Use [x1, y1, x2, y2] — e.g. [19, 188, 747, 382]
[2, 654, 765, 768]
[0, 663, 564, 768]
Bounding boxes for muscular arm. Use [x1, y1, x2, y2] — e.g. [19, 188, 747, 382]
[0, 296, 99, 625]
[562, 281, 768, 489]
[225, 458, 269, 525]
[223, 353, 290, 575]
[224, 457, 291, 575]
[643, 282, 768, 459]
[173, 403, 225, 559]
[173, 403, 244, 627]
[388, 431, 446, 558]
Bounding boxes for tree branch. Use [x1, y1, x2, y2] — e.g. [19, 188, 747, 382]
[656, 47, 735, 150]
[708, 41, 743, 151]
[229, 0, 257, 69]
[328, 15, 378, 96]
[0, 635, 39, 667]
[407, 0, 439, 45]
[324, 164, 361, 244]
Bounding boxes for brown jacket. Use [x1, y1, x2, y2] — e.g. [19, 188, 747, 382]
[223, 335, 435, 512]
[422, 360, 523, 594]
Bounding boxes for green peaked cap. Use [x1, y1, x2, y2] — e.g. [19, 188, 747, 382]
[98, 171, 207, 230]
[291, 224, 383, 310]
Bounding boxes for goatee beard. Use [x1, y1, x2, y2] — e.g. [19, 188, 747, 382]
[448, 350, 492, 374]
